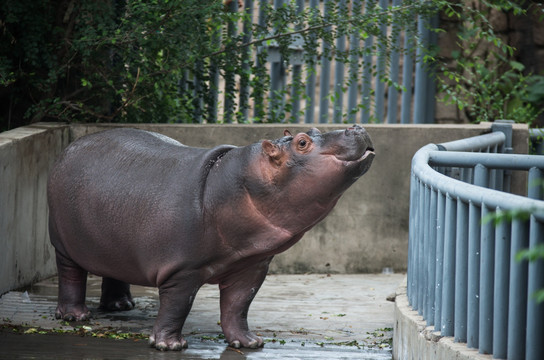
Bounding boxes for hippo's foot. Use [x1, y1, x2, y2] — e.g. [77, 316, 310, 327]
[225, 329, 264, 349]
[149, 332, 188, 351]
[99, 277, 135, 311]
[55, 304, 91, 322]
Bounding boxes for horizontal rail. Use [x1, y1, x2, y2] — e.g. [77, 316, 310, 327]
[428, 151, 544, 170]
[438, 131, 505, 152]
[412, 145, 544, 221]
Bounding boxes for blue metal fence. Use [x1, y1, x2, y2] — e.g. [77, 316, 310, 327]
[181, 0, 437, 124]
[408, 120, 544, 359]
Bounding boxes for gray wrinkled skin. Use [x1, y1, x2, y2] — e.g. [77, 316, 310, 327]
[47, 126, 375, 351]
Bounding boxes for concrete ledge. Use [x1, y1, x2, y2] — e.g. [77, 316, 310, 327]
[393, 278, 492, 360]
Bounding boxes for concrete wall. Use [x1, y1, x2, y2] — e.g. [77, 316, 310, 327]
[0, 122, 529, 294]
[0, 124, 70, 295]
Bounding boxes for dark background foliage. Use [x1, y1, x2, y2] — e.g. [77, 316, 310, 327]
[0, 0, 222, 130]
[1, 0, 543, 131]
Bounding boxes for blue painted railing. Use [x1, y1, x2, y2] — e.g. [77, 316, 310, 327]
[408, 120, 544, 360]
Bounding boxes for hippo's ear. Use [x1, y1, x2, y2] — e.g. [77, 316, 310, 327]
[284, 130, 292, 137]
[262, 140, 283, 165]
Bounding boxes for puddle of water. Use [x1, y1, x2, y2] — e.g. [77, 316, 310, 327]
[0, 329, 392, 360]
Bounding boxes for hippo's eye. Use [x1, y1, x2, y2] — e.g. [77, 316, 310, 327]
[295, 135, 311, 152]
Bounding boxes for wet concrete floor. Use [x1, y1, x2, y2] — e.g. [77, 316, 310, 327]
[0, 273, 403, 359]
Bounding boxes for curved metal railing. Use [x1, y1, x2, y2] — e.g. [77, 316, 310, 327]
[408, 121, 544, 360]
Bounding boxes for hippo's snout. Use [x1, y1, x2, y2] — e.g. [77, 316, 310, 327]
[345, 125, 374, 150]
[324, 125, 374, 162]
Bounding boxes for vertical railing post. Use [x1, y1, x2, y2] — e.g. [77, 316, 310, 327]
[408, 171, 418, 304]
[454, 199, 468, 342]
[434, 190, 445, 329]
[441, 194, 456, 336]
[427, 187, 438, 325]
[526, 216, 543, 360]
[466, 199, 480, 348]
[422, 185, 431, 318]
[466, 164, 486, 348]
[492, 120, 514, 191]
[526, 168, 544, 360]
[493, 212, 510, 358]
[417, 180, 426, 312]
[507, 218, 529, 360]
[479, 204, 495, 354]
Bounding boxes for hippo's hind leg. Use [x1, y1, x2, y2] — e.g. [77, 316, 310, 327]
[99, 277, 135, 311]
[54, 250, 91, 321]
[219, 259, 271, 349]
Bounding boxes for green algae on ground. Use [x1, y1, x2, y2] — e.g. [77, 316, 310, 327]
[0, 323, 147, 341]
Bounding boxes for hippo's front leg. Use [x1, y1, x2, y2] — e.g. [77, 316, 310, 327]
[149, 273, 202, 351]
[219, 259, 272, 349]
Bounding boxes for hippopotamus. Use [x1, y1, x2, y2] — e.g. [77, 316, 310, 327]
[47, 125, 374, 351]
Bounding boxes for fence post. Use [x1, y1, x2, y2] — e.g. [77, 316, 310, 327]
[479, 204, 495, 354]
[507, 219, 529, 360]
[434, 190, 446, 329]
[493, 213, 510, 358]
[426, 187, 437, 325]
[441, 194, 456, 336]
[526, 168, 544, 360]
[454, 199, 469, 342]
[466, 166, 486, 348]
[492, 120, 514, 191]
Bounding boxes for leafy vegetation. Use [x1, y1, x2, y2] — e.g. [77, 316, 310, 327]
[435, 0, 544, 125]
[2, 0, 541, 130]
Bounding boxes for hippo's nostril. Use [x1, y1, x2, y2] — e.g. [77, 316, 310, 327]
[345, 125, 365, 135]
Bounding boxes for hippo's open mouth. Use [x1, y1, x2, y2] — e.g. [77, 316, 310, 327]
[359, 148, 375, 161]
